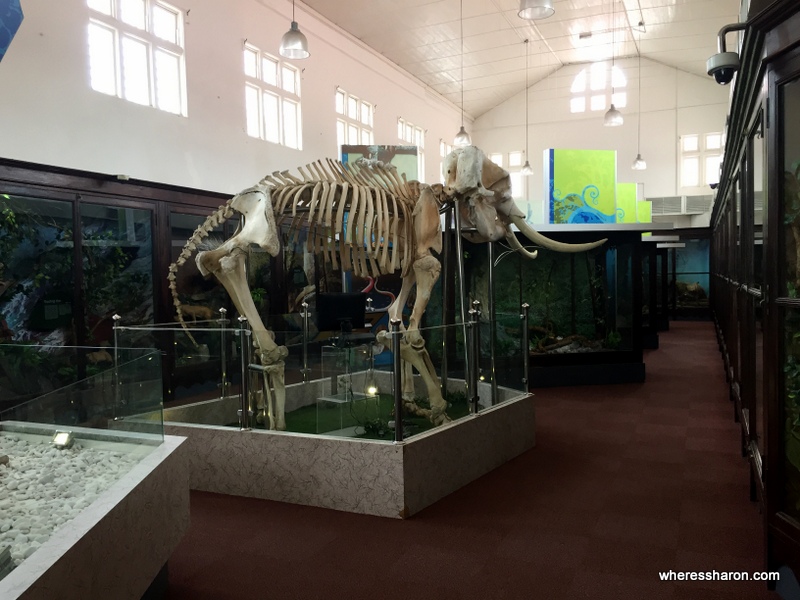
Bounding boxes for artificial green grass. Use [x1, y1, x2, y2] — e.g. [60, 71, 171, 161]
[281, 391, 474, 440]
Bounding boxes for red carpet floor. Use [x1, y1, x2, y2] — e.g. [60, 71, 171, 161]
[164, 321, 775, 600]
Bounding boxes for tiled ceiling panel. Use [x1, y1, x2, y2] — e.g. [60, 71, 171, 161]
[299, 0, 741, 118]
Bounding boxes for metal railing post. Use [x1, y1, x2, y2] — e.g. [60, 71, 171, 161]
[238, 316, 251, 430]
[487, 240, 497, 405]
[301, 300, 310, 383]
[452, 200, 471, 392]
[470, 300, 481, 414]
[440, 205, 453, 397]
[390, 318, 403, 443]
[521, 303, 530, 390]
[218, 308, 229, 399]
[112, 314, 121, 420]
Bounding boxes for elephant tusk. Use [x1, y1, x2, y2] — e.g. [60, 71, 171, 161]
[509, 215, 606, 253]
[505, 232, 538, 260]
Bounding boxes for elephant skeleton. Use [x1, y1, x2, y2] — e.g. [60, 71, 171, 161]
[168, 146, 606, 430]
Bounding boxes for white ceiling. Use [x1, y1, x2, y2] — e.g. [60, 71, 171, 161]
[298, 0, 741, 119]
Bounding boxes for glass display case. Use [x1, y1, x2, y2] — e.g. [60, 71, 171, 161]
[476, 224, 668, 387]
[0, 345, 164, 580]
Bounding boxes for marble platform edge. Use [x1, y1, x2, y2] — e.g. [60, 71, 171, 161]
[402, 394, 536, 517]
[165, 423, 405, 518]
[0, 421, 164, 446]
[165, 389, 533, 520]
[0, 435, 190, 600]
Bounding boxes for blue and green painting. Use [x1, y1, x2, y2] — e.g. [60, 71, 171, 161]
[547, 149, 617, 224]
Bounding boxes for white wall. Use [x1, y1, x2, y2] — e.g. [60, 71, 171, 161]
[0, 0, 465, 194]
[471, 57, 731, 222]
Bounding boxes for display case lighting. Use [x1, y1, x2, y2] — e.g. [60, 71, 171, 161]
[51, 430, 74, 449]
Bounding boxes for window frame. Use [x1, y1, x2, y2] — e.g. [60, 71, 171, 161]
[243, 43, 303, 150]
[336, 88, 374, 154]
[87, 0, 187, 116]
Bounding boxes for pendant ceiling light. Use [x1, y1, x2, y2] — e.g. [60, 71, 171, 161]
[279, 0, 309, 60]
[632, 23, 647, 170]
[518, 0, 555, 21]
[521, 39, 533, 176]
[603, 0, 623, 127]
[453, 0, 471, 147]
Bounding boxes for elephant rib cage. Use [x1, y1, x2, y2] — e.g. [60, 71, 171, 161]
[262, 160, 419, 279]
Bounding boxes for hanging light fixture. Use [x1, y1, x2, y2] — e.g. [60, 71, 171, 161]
[603, 0, 623, 126]
[632, 23, 647, 170]
[521, 39, 533, 176]
[279, 0, 309, 60]
[518, 0, 555, 20]
[453, 0, 471, 147]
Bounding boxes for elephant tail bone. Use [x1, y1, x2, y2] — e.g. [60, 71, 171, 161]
[168, 201, 234, 346]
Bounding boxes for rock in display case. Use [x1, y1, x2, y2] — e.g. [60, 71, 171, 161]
[0, 346, 188, 600]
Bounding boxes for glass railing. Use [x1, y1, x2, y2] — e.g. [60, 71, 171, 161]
[0, 345, 164, 439]
[116, 307, 532, 442]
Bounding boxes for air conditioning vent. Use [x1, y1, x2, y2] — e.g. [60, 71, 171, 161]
[650, 196, 682, 215]
[754, 191, 764, 212]
[685, 194, 713, 214]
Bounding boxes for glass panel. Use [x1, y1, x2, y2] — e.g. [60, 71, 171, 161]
[120, 0, 146, 29]
[263, 92, 280, 144]
[0, 195, 74, 347]
[397, 118, 404, 140]
[682, 157, 699, 187]
[283, 99, 299, 149]
[508, 151, 522, 167]
[682, 135, 699, 152]
[121, 35, 150, 105]
[166, 211, 231, 405]
[782, 75, 800, 517]
[152, 4, 179, 44]
[348, 124, 358, 145]
[570, 69, 586, 93]
[509, 172, 523, 199]
[570, 97, 586, 113]
[590, 94, 605, 111]
[154, 49, 181, 114]
[79, 204, 153, 348]
[281, 66, 296, 94]
[243, 48, 258, 78]
[705, 155, 722, 185]
[88, 22, 117, 96]
[245, 85, 260, 137]
[611, 65, 626, 88]
[361, 102, 371, 126]
[347, 96, 358, 120]
[590, 62, 606, 90]
[611, 91, 627, 108]
[335, 90, 345, 115]
[360, 128, 370, 145]
[706, 132, 722, 150]
[488, 153, 503, 167]
[675, 239, 709, 318]
[262, 56, 278, 87]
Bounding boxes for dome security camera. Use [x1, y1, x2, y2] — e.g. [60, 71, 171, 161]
[707, 23, 746, 86]
[707, 52, 740, 85]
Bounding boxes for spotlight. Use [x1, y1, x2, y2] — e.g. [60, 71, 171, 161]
[51, 431, 74, 449]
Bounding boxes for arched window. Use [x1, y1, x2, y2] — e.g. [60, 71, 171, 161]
[570, 62, 627, 114]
